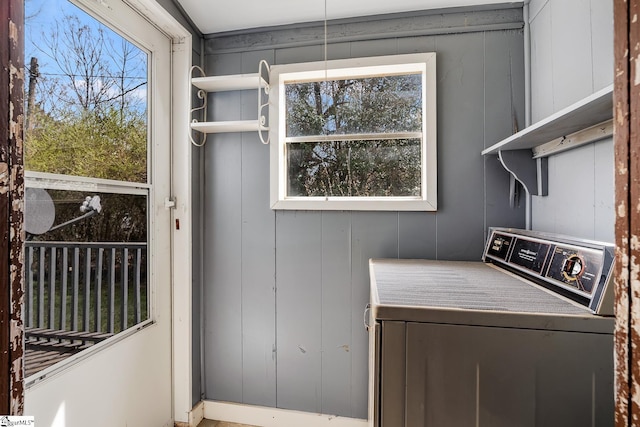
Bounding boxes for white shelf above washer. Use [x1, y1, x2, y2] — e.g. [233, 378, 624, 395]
[190, 120, 267, 134]
[191, 74, 268, 92]
[482, 84, 613, 156]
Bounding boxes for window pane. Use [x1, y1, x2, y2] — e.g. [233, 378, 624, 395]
[25, 0, 148, 183]
[285, 74, 422, 137]
[286, 139, 421, 197]
[24, 189, 149, 375]
[27, 190, 147, 243]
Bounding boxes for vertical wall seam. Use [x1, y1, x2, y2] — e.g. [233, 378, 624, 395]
[348, 210, 353, 416]
[239, 53, 245, 404]
[319, 211, 323, 414]
[434, 36, 438, 261]
[591, 0, 596, 94]
[483, 31, 487, 237]
[273, 210, 278, 407]
[549, 0, 556, 114]
[396, 212, 400, 258]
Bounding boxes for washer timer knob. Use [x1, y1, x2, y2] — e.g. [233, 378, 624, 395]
[561, 254, 585, 282]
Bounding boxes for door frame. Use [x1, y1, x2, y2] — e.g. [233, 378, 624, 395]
[2, 0, 194, 421]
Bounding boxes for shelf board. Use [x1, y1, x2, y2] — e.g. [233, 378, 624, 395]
[482, 84, 613, 155]
[191, 74, 268, 92]
[191, 120, 268, 134]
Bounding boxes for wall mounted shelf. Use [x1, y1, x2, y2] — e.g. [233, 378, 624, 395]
[190, 60, 270, 146]
[482, 84, 613, 201]
[191, 74, 268, 92]
[482, 84, 613, 156]
[191, 120, 268, 134]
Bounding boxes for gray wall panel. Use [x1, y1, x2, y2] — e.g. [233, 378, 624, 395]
[532, 138, 615, 242]
[434, 33, 486, 260]
[529, 0, 615, 241]
[548, 144, 595, 238]
[550, 0, 593, 113]
[240, 50, 277, 408]
[594, 139, 615, 242]
[483, 30, 527, 235]
[398, 212, 437, 259]
[591, 0, 614, 92]
[350, 212, 400, 418]
[204, 132, 244, 402]
[202, 7, 526, 418]
[275, 211, 323, 413]
[275, 44, 325, 65]
[320, 212, 353, 415]
[530, 3, 553, 123]
[396, 35, 437, 55]
[349, 38, 398, 58]
[528, 0, 548, 20]
[204, 53, 244, 402]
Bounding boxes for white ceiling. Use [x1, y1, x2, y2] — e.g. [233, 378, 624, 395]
[176, 0, 515, 34]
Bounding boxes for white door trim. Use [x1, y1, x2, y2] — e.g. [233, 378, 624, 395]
[117, 0, 194, 423]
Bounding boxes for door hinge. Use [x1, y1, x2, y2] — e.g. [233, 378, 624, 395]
[164, 197, 176, 209]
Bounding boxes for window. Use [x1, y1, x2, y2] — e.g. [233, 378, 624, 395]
[270, 53, 437, 211]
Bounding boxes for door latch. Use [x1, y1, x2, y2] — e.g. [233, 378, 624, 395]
[164, 197, 176, 209]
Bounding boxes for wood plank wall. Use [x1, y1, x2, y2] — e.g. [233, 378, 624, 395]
[202, 6, 525, 419]
[528, 0, 615, 242]
[0, 0, 24, 415]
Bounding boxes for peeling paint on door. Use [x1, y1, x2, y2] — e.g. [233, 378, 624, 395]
[0, 0, 25, 415]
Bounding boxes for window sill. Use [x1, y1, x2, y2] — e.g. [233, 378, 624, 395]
[271, 197, 437, 211]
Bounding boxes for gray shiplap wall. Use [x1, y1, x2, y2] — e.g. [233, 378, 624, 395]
[202, 5, 526, 418]
[529, 0, 614, 241]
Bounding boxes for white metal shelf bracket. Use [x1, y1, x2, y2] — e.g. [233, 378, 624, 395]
[189, 65, 208, 147]
[258, 59, 270, 145]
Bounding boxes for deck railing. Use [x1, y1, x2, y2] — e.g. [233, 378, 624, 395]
[25, 242, 148, 335]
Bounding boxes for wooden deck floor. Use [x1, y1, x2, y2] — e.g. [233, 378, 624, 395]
[25, 345, 79, 378]
[24, 328, 113, 378]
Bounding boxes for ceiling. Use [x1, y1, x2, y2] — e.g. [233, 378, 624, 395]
[175, 0, 515, 34]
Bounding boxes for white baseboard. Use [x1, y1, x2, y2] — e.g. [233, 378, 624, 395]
[189, 401, 205, 427]
[203, 401, 368, 427]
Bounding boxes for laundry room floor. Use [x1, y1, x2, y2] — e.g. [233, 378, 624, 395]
[197, 420, 258, 427]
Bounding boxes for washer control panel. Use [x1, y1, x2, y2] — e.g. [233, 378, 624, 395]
[483, 228, 615, 315]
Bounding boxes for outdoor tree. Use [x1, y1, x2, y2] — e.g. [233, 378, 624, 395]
[285, 74, 423, 198]
[25, 10, 148, 242]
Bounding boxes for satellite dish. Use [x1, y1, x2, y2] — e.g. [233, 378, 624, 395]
[25, 188, 55, 235]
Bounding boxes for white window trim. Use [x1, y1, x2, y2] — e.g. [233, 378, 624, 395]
[269, 53, 437, 211]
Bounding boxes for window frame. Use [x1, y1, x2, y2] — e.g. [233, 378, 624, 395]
[269, 53, 437, 211]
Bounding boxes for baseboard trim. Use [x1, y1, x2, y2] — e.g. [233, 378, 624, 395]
[186, 400, 204, 427]
[203, 401, 368, 427]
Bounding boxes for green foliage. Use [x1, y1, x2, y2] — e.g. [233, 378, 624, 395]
[284, 73, 423, 197]
[26, 107, 147, 182]
[287, 139, 421, 197]
[24, 8, 149, 243]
